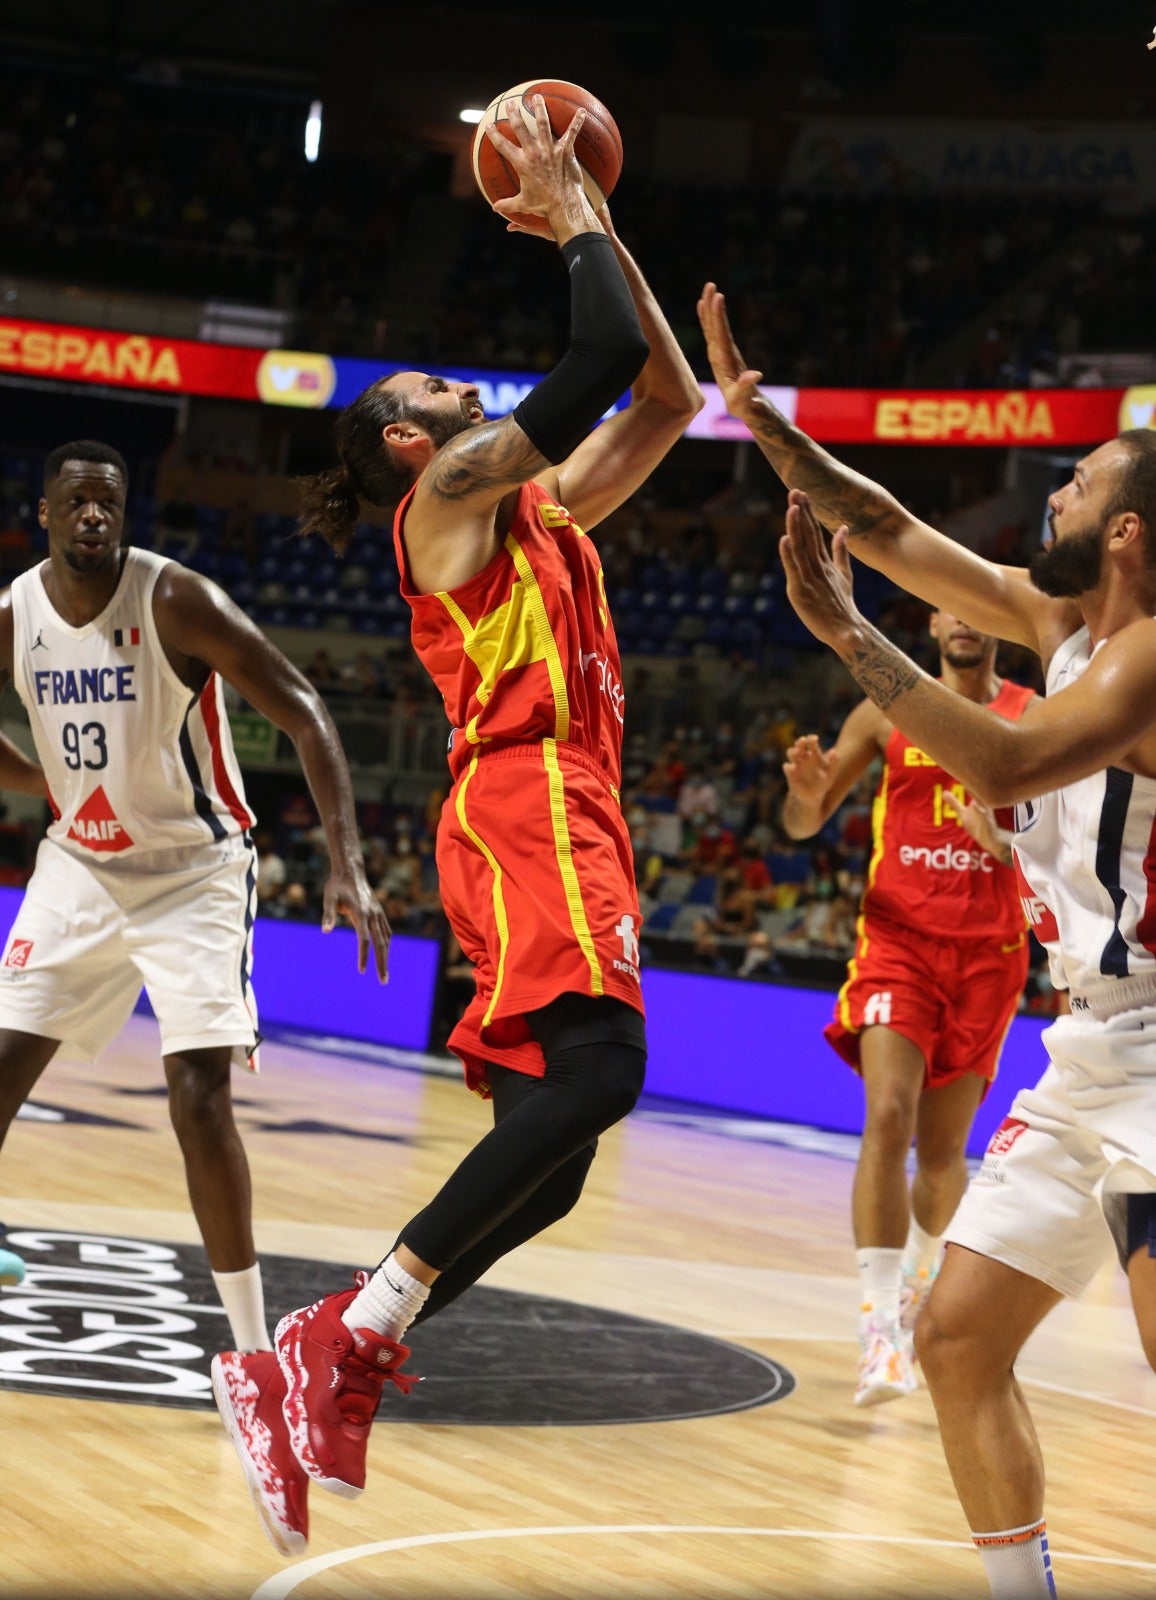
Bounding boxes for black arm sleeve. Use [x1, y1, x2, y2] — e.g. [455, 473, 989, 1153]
[512, 232, 649, 464]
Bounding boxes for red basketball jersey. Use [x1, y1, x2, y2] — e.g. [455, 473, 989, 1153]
[394, 481, 626, 787]
[860, 678, 1034, 942]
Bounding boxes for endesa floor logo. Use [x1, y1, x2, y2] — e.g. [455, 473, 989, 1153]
[0, 1230, 343, 1410]
[0, 1229, 795, 1424]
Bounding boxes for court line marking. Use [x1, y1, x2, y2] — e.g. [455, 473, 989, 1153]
[1020, 1374, 1156, 1418]
[250, 1523, 1156, 1599]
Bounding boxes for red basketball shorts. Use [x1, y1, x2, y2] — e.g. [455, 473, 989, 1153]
[824, 913, 1029, 1092]
[435, 740, 644, 1094]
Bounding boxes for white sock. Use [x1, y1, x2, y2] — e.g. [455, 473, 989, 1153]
[212, 1264, 272, 1352]
[902, 1215, 942, 1280]
[342, 1252, 430, 1342]
[856, 1247, 904, 1328]
[973, 1519, 1057, 1598]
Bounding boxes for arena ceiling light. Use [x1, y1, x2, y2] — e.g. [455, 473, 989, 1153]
[305, 100, 323, 162]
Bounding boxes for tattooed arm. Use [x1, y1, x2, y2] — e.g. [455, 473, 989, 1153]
[780, 490, 1156, 805]
[404, 96, 650, 594]
[697, 282, 1078, 659]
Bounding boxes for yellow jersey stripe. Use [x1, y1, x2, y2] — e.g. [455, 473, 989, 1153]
[505, 533, 570, 744]
[454, 754, 510, 1027]
[542, 738, 603, 995]
[837, 760, 890, 1033]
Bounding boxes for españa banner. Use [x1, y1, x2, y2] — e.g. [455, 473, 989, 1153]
[791, 387, 1125, 446]
[2, 314, 1150, 447]
[0, 317, 264, 398]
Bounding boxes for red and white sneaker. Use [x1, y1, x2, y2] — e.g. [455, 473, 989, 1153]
[276, 1279, 419, 1498]
[211, 1349, 309, 1557]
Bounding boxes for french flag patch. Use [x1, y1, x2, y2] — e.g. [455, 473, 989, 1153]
[113, 626, 141, 646]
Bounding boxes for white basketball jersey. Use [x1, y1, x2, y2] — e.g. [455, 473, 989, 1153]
[1014, 625, 1156, 1018]
[10, 548, 255, 860]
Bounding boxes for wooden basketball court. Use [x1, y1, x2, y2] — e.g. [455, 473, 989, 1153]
[2, 1013, 1153, 1599]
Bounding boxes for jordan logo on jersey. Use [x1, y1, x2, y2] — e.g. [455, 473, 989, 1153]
[68, 786, 135, 853]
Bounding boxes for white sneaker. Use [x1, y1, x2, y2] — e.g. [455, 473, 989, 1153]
[899, 1265, 938, 1360]
[855, 1310, 917, 1407]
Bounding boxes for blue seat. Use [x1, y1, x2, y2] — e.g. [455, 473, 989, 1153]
[686, 874, 718, 904]
[645, 902, 681, 933]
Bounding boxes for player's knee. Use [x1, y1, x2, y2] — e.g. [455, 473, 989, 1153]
[580, 1045, 645, 1127]
[863, 1094, 917, 1160]
[912, 1296, 954, 1382]
[536, 1145, 597, 1228]
[165, 1049, 232, 1129]
[915, 1140, 967, 1184]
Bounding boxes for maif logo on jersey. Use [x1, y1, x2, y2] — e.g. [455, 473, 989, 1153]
[4, 940, 33, 969]
[68, 786, 135, 853]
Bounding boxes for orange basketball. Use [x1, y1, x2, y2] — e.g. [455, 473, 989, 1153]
[471, 79, 623, 229]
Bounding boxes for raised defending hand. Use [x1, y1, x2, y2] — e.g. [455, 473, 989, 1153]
[779, 488, 863, 651]
[696, 281, 775, 426]
[783, 734, 838, 802]
[322, 863, 392, 982]
[483, 93, 590, 240]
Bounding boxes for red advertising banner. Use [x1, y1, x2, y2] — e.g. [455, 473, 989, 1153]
[0, 318, 263, 400]
[1, 314, 1146, 448]
[793, 386, 1125, 446]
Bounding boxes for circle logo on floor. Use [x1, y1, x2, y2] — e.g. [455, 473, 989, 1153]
[0, 1228, 794, 1422]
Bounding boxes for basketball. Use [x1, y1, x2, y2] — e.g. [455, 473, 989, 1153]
[471, 79, 623, 228]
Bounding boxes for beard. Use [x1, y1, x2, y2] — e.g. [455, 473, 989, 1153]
[407, 399, 473, 452]
[1029, 520, 1104, 598]
[940, 638, 990, 670]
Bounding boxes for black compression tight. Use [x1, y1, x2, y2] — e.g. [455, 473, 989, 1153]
[396, 994, 646, 1312]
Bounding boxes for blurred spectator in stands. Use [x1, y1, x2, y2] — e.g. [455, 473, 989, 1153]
[686, 818, 737, 876]
[738, 836, 774, 901]
[739, 772, 782, 849]
[677, 761, 719, 824]
[737, 928, 777, 980]
[686, 915, 733, 975]
[254, 829, 287, 909]
[278, 881, 313, 920]
[717, 864, 756, 937]
[338, 649, 385, 699]
[765, 704, 798, 755]
[303, 647, 340, 694]
[808, 846, 841, 906]
[275, 789, 320, 856]
[708, 720, 743, 786]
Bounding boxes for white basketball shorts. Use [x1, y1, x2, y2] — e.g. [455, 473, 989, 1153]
[0, 834, 260, 1069]
[946, 1004, 1156, 1298]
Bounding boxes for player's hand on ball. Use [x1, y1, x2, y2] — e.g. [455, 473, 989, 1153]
[484, 94, 588, 233]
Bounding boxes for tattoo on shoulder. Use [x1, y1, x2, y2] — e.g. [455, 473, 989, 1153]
[845, 634, 922, 711]
[426, 421, 547, 502]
